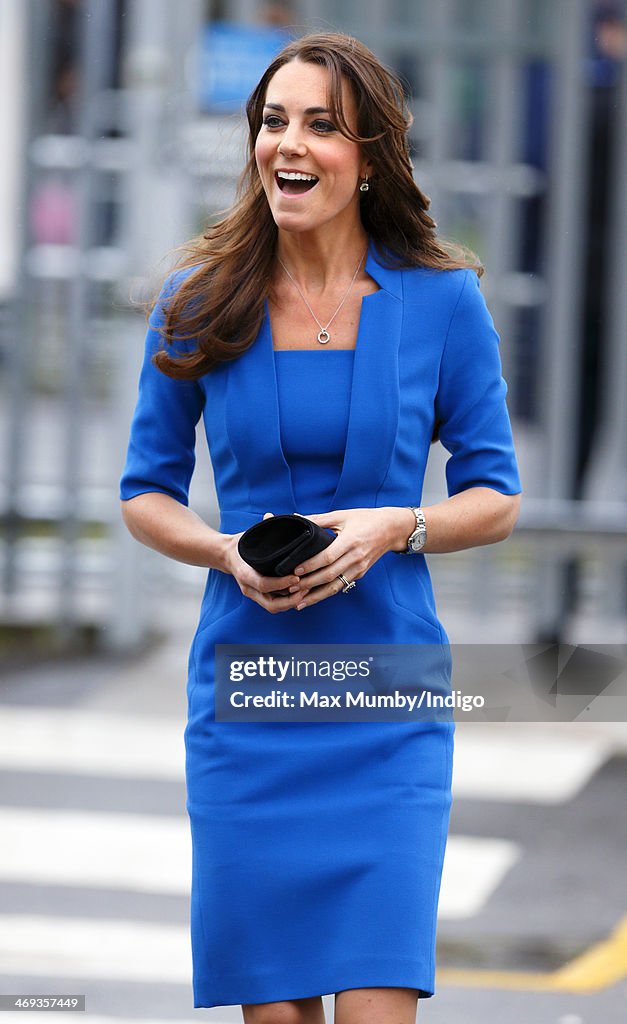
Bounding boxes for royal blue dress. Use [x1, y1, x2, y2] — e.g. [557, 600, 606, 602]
[119, 242, 522, 1008]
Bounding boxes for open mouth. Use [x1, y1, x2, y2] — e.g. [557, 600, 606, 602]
[275, 171, 319, 195]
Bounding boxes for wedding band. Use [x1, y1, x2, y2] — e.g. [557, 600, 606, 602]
[338, 574, 356, 593]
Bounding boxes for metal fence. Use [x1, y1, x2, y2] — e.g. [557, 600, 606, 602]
[0, 0, 625, 651]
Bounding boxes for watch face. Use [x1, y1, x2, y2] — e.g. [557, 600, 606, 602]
[408, 533, 424, 552]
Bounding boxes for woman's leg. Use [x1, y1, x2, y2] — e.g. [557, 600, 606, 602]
[241, 995, 326, 1024]
[334, 987, 419, 1024]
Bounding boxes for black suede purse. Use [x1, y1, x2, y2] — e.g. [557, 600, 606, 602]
[237, 514, 335, 577]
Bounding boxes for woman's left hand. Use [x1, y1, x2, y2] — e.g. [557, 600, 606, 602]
[290, 506, 415, 610]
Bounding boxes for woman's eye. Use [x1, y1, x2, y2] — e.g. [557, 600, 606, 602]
[262, 116, 284, 128]
[311, 120, 336, 133]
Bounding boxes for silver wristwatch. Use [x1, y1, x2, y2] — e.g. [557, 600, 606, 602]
[404, 506, 427, 554]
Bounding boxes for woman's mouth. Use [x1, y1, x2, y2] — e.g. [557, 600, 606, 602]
[275, 171, 319, 196]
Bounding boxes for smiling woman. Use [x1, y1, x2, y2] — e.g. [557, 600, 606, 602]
[119, 29, 522, 1024]
[149, 34, 481, 378]
[254, 61, 371, 245]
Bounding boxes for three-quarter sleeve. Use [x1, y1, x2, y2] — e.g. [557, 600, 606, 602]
[434, 269, 522, 497]
[119, 271, 205, 505]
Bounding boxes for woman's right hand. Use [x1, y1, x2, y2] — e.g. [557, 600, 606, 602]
[222, 531, 310, 614]
[121, 494, 309, 612]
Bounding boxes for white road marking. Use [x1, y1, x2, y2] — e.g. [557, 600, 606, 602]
[0, 808, 190, 893]
[0, 830, 516, 986]
[0, 710, 610, 936]
[439, 835, 521, 919]
[0, 707, 184, 780]
[452, 723, 612, 803]
[0, 709, 618, 805]
[0, 915, 190, 982]
[0, 832, 518, 988]
[0, 804, 512, 921]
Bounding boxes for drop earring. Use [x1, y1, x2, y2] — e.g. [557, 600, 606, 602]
[359, 175, 370, 192]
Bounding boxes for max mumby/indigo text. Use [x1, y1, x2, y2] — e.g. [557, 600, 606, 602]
[229, 689, 484, 712]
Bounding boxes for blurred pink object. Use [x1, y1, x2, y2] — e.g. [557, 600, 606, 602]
[30, 180, 77, 244]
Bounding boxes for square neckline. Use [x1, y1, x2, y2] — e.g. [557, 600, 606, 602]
[268, 253, 381, 354]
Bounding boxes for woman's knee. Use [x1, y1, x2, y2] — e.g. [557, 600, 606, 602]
[334, 986, 418, 1024]
[241, 995, 324, 1024]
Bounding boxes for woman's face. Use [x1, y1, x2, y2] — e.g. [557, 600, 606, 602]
[254, 60, 371, 237]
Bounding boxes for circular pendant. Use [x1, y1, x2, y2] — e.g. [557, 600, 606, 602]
[317, 329, 331, 345]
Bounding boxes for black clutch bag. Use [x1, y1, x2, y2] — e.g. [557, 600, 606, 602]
[237, 514, 335, 577]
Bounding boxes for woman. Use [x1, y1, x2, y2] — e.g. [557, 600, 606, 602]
[120, 32, 522, 1024]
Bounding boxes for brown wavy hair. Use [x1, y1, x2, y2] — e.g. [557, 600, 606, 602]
[154, 31, 483, 380]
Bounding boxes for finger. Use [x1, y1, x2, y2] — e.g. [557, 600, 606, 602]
[293, 537, 347, 579]
[251, 571, 302, 595]
[263, 511, 274, 519]
[295, 560, 362, 609]
[271, 582, 310, 597]
[321, 557, 365, 590]
[238, 562, 307, 593]
[248, 584, 310, 614]
[235, 557, 301, 593]
[298, 511, 341, 529]
[295, 573, 355, 611]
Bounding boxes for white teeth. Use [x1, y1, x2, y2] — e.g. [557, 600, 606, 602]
[277, 171, 318, 182]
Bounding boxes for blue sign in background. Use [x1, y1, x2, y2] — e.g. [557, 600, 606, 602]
[198, 22, 291, 112]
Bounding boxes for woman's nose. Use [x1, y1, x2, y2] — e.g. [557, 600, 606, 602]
[277, 124, 307, 157]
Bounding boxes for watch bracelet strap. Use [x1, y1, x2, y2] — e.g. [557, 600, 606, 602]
[405, 505, 427, 552]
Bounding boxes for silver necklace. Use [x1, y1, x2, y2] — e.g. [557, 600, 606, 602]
[277, 249, 366, 345]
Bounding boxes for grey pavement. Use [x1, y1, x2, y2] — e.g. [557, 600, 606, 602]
[0, 607, 626, 1023]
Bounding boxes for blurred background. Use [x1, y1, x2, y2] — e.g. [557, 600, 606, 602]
[0, 1, 626, 1022]
[0, 0, 626, 653]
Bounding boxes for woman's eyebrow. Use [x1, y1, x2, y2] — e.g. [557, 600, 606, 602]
[263, 103, 331, 115]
